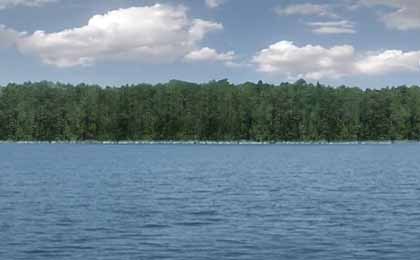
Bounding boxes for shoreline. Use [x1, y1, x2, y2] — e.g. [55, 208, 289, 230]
[0, 140, 419, 145]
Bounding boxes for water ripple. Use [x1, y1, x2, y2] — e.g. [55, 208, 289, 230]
[1, 144, 420, 259]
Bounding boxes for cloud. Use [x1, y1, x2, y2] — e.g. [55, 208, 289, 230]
[205, 0, 225, 8]
[356, 49, 420, 74]
[0, 24, 20, 47]
[360, 0, 420, 30]
[275, 3, 338, 18]
[184, 47, 248, 68]
[189, 19, 223, 41]
[307, 20, 356, 34]
[253, 41, 355, 80]
[253, 41, 420, 80]
[185, 47, 235, 62]
[0, 0, 56, 9]
[16, 4, 224, 67]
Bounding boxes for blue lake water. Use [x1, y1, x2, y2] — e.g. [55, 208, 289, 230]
[1, 144, 420, 259]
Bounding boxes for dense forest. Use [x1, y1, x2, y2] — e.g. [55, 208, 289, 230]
[1, 79, 420, 142]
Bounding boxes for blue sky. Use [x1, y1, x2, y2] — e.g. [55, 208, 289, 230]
[0, 0, 419, 88]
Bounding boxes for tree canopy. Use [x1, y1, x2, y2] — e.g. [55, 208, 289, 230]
[1, 80, 420, 142]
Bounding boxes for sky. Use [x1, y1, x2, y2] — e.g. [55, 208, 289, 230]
[0, 0, 420, 88]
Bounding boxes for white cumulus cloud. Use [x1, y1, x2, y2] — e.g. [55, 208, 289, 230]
[189, 19, 223, 41]
[185, 47, 235, 62]
[253, 41, 420, 80]
[16, 4, 224, 67]
[253, 41, 355, 80]
[356, 49, 420, 74]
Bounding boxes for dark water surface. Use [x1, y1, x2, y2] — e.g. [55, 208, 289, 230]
[1, 144, 420, 259]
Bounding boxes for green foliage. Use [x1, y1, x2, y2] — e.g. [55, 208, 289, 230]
[0, 80, 419, 141]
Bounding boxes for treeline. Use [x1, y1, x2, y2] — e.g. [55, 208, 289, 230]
[1, 79, 420, 141]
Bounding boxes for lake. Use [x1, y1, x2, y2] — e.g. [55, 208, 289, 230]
[1, 144, 420, 259]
